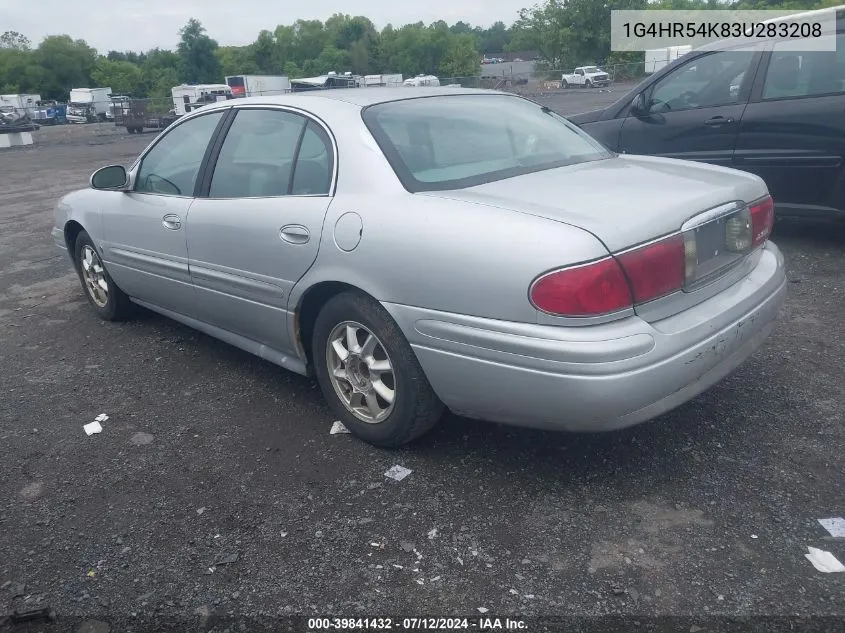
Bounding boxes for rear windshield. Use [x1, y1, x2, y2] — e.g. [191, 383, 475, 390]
[361, 94, 612, 192]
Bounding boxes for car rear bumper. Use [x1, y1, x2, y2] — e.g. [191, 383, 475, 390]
[383, 242, 786, 432]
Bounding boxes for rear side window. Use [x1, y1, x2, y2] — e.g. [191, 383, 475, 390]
[762, 33, 845, 100]
[209, 109, 305, 198]
[362, 94, 611, 192]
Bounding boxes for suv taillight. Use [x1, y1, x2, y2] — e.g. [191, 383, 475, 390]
[749, 195, 774, 247]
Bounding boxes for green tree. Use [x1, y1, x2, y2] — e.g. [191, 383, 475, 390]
[34, 35, 98, 98]
[92, 59, 144, 95]
[177, 18, 221, 83]
[0, 31, 31, 50]
[440, 33, 481, 78]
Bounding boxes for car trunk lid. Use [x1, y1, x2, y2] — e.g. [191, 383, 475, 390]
[422, 154, 772, 321]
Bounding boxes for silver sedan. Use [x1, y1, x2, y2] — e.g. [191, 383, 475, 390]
[52, 87, 786, 446]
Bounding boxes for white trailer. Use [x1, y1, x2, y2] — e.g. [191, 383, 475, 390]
[225, 75, 291, 98]
[171, 84, 233, 116]
[403, 75, 441, 87]
[67, 87, 112, 123]
[645, 46, 692, 74]
[358, 74, 404, 88]
[0, 94, 41, 113]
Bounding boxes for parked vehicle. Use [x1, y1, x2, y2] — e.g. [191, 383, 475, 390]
[0, 93, 41, 116]
[112, 97, 178, 134]
[561, 66, 610, 88]
[570, 6, 845, 220]
[290, 72, 358, 92]
[52, 88, 785, 447]
[171, 84, 233, 116]
[0, 105, 37, 132]
[31, 100, 67, 125]
[645, 47, 692, 74]
[357, 74, 404, 88]
[225, 75, 291, 97]
[67, 88, 112, 123]
[403, 74, 441, 87]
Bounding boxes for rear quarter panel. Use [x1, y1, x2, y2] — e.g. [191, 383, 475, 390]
[287, 97, 613, 325]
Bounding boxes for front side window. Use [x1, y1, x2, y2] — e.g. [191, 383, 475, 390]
[134, 110, 224, 196]
[209, 109, 306, 198]
[649, 48, 756, 112]
[763, 33, 845, 100]
[362, 94, 611, 192]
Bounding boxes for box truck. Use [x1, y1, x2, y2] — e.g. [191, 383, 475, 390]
[171, 84, 233, 116]
[66, 88, 112, 123]
[644, 46, 692, 74]
[225, 75, 291, 97]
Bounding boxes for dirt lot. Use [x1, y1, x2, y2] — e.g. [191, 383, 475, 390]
[1, 93, 844, 632]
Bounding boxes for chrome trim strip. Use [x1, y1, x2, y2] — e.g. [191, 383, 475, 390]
[681, 201, 745, 232]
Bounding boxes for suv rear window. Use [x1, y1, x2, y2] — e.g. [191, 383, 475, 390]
[362, 94, 612, 192]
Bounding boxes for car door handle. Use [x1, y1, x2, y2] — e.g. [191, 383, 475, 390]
[162, 214, 181, 230]
[704, 116, 734, 127]
[279, 224, 310, 244]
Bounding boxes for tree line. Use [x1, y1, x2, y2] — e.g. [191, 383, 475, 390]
[0, 0, 837, 101]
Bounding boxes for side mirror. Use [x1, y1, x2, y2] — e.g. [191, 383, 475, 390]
[90, 165, 128, 190]
[630, 93, 648, 116]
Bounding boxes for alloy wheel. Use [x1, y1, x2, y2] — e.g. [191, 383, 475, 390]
[326, 321, 396, 423]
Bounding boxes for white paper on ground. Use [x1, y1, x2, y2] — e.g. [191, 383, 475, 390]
[95, 413, 109, 422]
[83, 421, 103, 435]
[818, 518, 845, 538]
[384, 465, 412, 481]
[805, 546, 845, 573]
[330, 421, 351, 435]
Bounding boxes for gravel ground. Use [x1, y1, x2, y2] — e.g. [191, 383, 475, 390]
[1, 92, 844, 633]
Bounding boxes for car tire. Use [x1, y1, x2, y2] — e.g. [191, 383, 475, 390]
[586, 79, 593, 88]
[73, 230, 134, 321]
[312, 290, 445, 447]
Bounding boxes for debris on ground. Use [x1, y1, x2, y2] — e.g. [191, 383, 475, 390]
[94, 413, 108, 423]
[129, 432, 154, 446]
[805, 546, 845, 573]
[400, 541, 415, 553]
[83, 421, 102, 436]
[384, 465, 412, 481]
[477, 607, 489, 614]
[0, 607, 55, 627]
[196, 507, 205, 515]
[818, 518, 845, 538]
[330, 421, 350, 435]
[212, 552, 239, 566]
[427, 528, 438, 540]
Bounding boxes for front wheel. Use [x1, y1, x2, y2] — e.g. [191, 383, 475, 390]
[74, 230, 134, 321]
[312, 291, 444, 447]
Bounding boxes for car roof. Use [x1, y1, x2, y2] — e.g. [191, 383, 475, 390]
[202, 87, 506, 110]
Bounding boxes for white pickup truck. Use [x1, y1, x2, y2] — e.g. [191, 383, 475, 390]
[561, 66, 611, 88]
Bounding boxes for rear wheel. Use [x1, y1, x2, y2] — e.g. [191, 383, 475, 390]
[586, 79, 593, 88]
[562, 79, 569, 88]
[312, 290, 444, 447]
[73, 230, 134, 321]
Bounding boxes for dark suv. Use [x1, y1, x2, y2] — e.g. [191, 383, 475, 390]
[570, 8, 845, 220]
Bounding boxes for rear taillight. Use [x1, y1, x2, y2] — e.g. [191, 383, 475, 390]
[616, 234, 686, 304]
[530, 233, 688, 317]
[530, 258, 632, 317]
[749, 195, 774, 247]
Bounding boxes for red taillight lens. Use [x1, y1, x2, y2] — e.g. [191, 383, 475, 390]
[616, 234, 686, 303]
[749, 195, 774, 247]
[530, 258, 632, 317]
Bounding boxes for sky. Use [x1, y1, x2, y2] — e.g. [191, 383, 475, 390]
[3, 0, 523, 53]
